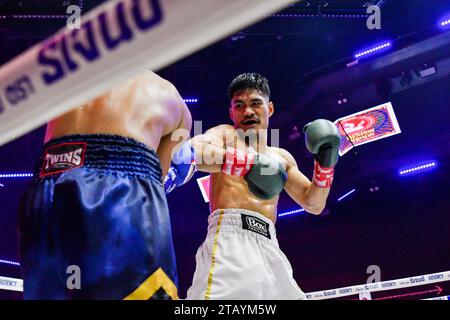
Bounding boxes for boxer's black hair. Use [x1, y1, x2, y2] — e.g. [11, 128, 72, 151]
[228, 73, 270, 100]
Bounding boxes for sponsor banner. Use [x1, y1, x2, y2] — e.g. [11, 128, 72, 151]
[2, 271, 449, 295]
[306, 270, 450, 300]
[0, 276, 23, 292]
[334, 102, 401, 156]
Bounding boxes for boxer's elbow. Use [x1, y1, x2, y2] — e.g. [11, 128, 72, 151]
[301, 183, 329, 215]
[189, 137, 224, 173]
[301, 198, 325, 215]
[290, 188, 324, 215]
[306, 204, 325, 215]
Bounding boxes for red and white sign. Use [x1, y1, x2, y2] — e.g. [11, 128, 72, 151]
[196, 175, 211, 203]
[334, 102, 401, 156]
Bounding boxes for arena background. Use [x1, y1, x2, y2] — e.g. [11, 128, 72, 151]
[0, 0, 449, 300]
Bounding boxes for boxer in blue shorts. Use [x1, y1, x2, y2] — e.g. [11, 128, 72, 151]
[18, 71, 192, 300]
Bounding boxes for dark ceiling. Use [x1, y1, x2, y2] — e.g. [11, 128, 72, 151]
[0, 0, 449, 299]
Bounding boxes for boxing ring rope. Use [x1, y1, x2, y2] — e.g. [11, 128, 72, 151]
[0, 276, 22, 292]
[1, 270, 449, 300]
[305, 270, 450, 300]
[0, 0, 297, 147]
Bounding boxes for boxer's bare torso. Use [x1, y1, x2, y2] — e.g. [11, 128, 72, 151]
[45, 71, 191, 175]
[207, 125, 290, 223]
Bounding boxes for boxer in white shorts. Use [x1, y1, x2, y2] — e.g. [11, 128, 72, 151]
[187, 208, 306, 299]
[167, 73, 341, 299]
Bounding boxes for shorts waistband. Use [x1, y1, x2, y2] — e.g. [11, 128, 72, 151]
[208, 208, 278, 244]
[35, 134, 162, 182]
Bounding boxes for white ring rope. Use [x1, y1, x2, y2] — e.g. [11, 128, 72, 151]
[0, 0, 297, 147]
[0, 276, 22, 292]
[1, 270, 449, 300]
[306, 270, 450, 300]
[424, 296, 450, 301]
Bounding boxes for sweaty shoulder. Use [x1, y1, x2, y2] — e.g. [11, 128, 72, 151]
[137, 70, 191, 134]
[135, 70, 181, 100]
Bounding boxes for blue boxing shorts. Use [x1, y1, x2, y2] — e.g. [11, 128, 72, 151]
[18, 134, 178, 300]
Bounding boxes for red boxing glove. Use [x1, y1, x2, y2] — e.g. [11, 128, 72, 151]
[312, 160, 334, 188]
[221, 147, 255, 176]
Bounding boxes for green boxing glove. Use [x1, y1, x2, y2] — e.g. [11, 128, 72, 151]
[221, 147, 287, 200]
[303, 119, 340, 188]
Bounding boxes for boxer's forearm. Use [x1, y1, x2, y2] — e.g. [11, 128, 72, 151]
[301, 183, 330, 215]
[196, 144, 224, 173]
[284, 165, 329, 215]
[189, 136, 225, 173]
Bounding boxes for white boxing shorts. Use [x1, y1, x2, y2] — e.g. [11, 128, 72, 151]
[186, 208, 307, 300]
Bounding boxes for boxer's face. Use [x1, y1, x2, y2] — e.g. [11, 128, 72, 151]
[229, 89, 273, 132]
